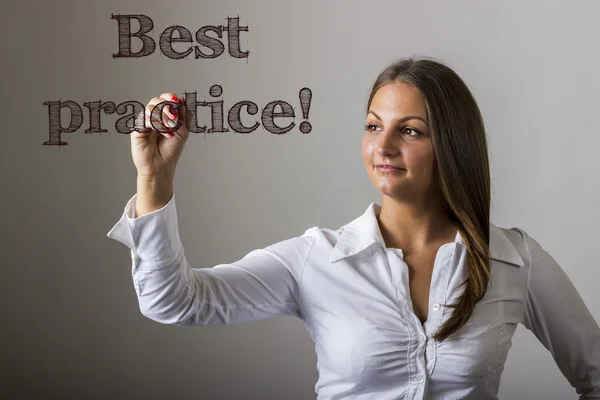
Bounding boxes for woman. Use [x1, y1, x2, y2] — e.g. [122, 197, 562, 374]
[107, 56, 600, 399]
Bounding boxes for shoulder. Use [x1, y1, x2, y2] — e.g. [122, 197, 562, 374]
[259, 225, 341, 261]
[263, 204, 371, 265]
[302, 225, 345, 245]
[491, 223, 556, 270]
[496, 225, 545, 264]
[490, 223, 529, 267]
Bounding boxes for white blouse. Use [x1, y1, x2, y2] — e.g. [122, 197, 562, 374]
[107, 193, 600, 399]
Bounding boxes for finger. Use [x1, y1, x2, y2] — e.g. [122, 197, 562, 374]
[172, 101, 187, 135]
[159, 93, 181, 130]
[133, 95, 179, 137]
[134, 110, 151, 133]
[146, 110, 174, 137]
[145, 98, 177, 137]
[160, 92, 181, 117]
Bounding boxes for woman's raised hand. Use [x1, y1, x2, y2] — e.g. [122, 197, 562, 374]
[131, 92, 190, 180]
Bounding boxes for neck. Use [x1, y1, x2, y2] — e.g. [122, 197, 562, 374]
[377, 195, 456, 252]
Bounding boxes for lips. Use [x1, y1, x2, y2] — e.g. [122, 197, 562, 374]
[375, 164, 404, 170]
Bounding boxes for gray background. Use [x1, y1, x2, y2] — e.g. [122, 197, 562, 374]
[1, 0, 599, 399]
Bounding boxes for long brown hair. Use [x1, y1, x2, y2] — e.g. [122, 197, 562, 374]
[366, 56, 491, 342]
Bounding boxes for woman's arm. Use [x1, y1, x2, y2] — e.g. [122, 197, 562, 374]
[520, 229, 600, 399]
[106, 192, 316, 326]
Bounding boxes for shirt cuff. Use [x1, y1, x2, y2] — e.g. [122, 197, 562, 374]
[106, 192, 183, 268]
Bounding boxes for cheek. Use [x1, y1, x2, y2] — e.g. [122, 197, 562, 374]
[361, 139, 372, 161]
[410, 148, 435, 173]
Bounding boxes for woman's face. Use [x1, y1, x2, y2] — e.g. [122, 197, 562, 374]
[361, 82, 436, 201]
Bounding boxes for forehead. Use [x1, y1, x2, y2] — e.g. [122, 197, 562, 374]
[369, 82, 427, 117]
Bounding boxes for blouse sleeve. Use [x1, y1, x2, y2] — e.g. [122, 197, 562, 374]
[520, 229, 600, 399]
[106, 192, 317, 326]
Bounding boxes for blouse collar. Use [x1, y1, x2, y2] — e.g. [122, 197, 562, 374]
[329, 202, 524, 267]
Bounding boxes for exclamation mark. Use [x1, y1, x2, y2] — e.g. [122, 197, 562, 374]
[299, 87, 312, 134]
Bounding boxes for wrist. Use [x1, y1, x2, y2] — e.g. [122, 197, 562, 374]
[135, 175, 174, 217]
[137, 169, 174, 183]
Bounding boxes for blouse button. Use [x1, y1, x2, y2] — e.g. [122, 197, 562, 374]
[432, 303, 441, 311]
[417, 375, 424, 383]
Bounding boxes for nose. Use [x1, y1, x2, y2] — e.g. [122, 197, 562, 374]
[376, 128, 399, 157]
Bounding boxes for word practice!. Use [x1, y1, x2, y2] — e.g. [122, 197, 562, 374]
[42, 86, 313, 146]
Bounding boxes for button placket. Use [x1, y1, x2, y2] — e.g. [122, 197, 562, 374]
[385, 247, 410, 310]
[426, 245, 458, 337]
[131, 250, 141, 294]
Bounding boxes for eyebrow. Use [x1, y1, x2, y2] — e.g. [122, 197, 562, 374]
[368, 111, 429, 127]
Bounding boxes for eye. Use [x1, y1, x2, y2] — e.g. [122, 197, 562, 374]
[364, 124, 422, 137]
[402, 127, 422, 136]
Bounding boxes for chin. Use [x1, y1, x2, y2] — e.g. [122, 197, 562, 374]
[375, 184, 404, 197]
